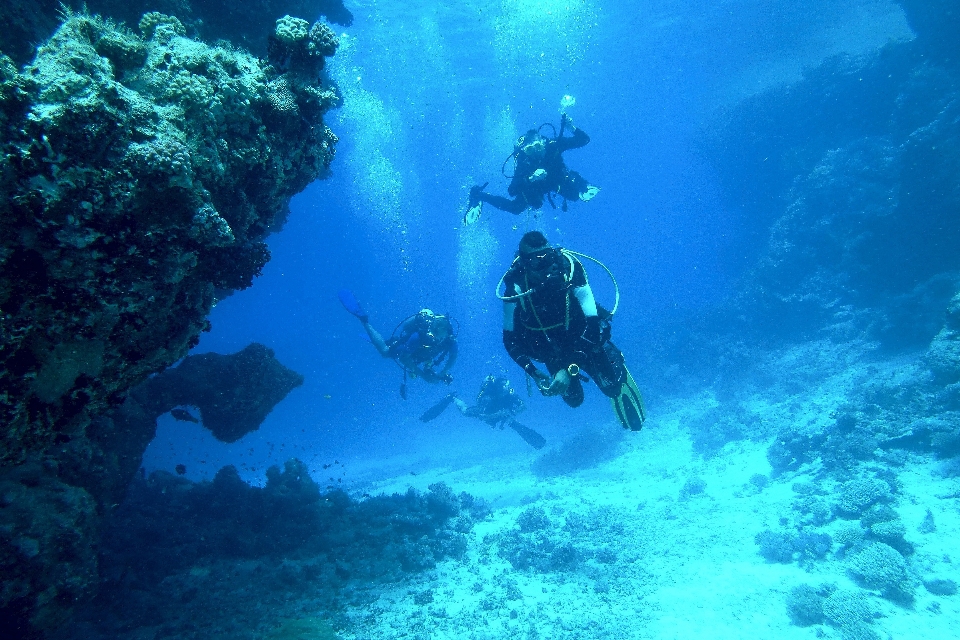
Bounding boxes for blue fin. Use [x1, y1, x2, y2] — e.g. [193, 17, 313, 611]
[338, 289, 368, 321]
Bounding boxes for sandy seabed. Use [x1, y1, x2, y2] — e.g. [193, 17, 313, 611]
[337, 360, 960, 640]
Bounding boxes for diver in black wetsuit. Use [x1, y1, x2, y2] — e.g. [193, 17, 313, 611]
[339, 290, 457, 396]
[499, 231, 645, 431]
[464, 114, 599, 223]
[420, 376, 546, 449]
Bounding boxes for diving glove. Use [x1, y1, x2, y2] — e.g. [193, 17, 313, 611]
[529, 168, 547, 182]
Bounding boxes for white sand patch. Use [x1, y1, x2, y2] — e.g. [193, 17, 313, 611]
[335, 344, 960, 640]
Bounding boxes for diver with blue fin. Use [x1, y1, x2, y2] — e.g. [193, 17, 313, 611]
[465, 104, 599, 225]
[419, 376, 546, 449]
[497, 232, 645, 431]
[338, 290, 458, 398]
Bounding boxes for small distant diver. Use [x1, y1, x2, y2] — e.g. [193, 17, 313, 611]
[464, 111, 599, 225]
[170, 408, 199, 423]
[339, 289, 458, 398]
[499, 231, 645, 431]
[420, 376, 546, 449]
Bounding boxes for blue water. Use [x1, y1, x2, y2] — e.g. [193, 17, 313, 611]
[143, 0, 912, 483]
[75, 2, 960, 639]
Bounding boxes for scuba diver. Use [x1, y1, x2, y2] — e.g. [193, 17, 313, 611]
[464, 113, 599, 224]
[498, 231, 645, 431]
[419, 376, 547, 449]
[338, 290, 457, 398]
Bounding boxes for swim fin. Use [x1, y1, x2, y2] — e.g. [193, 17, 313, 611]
[419, 393, 457, 422]
[579, 185, 600, 201]
[508, 420, 547, 449]
[464, 202, 482, 225]
[609, 365, 646, 431]
[338, 289, 368, 322]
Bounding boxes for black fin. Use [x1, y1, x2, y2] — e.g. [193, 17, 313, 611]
[419, 393, 457, 422]
[508, 420, 546, 449]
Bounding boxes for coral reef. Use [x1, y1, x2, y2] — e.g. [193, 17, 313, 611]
[785, 583, 828, 627]
[1, 10, 337, 467]
[836, 477, 891, 517]
[66, 343, 303, 510]
[822, 589, 879, 640]
[785, 582, 881, 639]
[846, 542, 913, 602]
[0, 11, 337, 635]
[754, 528, 832, 565]
[60, 463, 483, 640]
[0, 0, 353, 66]
[0, 465, 99, 632]
[492, 506, 624, 575]
[926, 292, 960, 384]
[699, 8, 960, 352]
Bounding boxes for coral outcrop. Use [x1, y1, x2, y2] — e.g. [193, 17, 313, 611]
[0, 342, 305, 637]
[0, 0, 353, 66]
[129, 342, 305, 443]
[1, 10, 337, 468]
[60, 463, 486, 639]
[0, 11, 337, 636]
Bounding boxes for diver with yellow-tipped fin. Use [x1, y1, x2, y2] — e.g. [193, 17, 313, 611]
[498, 232, 645, 431]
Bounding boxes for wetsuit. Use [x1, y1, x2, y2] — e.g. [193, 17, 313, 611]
[501, 251, 629, 408]
[481, 123, 591, 214]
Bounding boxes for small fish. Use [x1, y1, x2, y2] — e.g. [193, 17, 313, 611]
[170, 408, 199, 423]
[323, 394, 332, 399]
[175, 464, 187, 475]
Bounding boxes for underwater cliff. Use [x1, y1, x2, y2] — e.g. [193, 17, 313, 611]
[0, 8, 339, 635]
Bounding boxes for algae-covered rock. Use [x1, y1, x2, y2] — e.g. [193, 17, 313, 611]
[926, 292, 960, 384]
[135, 343, 305, 443]
[0, 463, 99, 631]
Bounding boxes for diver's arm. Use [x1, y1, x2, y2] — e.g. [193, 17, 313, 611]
[439, 340, 458, 375]
[503, 301, 517, 331]
[575, 284, 603, 345]
[574, 285, 598, 317]
[558, 123, 590, 152]
[503, 303, 537, 376]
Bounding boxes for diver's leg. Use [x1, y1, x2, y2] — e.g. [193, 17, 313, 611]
[479, 192, 528, 215]
[361, 322, 392, 357]
[583, 341, 645, 430]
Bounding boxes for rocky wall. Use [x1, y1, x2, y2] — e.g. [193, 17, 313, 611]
[0, 11, 338, 636]
[702, 10, 960, 349]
